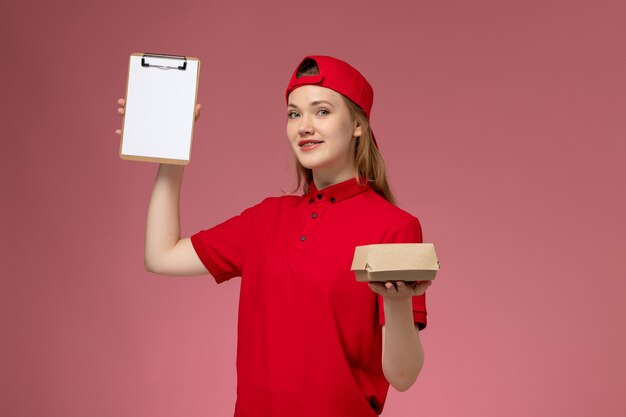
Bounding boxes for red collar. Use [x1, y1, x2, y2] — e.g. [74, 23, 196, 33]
[306, 177, 371, 204]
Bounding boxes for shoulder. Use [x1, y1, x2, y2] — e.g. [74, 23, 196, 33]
[351, 189, 423, 242]
[241, 194, 303, 215]
[362, 189, 420, 226]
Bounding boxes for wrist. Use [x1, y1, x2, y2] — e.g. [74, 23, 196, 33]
[158, 163, 184, 178]
[383, 296, 412, 310]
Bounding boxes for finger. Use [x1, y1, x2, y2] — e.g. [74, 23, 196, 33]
[194, 104, 201, 121]
[118, 98, 125, 106]
[401, 281, 418, 293]
[118, 108, 125, 115]
[414, 281, 432, 294]
[115, 129, 121, 135]
[367, 282, 385, 295]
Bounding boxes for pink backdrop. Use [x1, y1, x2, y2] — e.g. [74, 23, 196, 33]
[3, 0, 625, 416]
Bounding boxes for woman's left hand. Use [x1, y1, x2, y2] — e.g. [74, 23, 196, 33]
[368, 280, 432, 300]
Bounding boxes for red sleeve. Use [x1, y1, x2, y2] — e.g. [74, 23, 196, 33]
[377, 217, 428, 330]
[190, 204, 256, 284]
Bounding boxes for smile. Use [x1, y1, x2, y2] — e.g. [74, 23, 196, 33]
[299, 140, 324, 148]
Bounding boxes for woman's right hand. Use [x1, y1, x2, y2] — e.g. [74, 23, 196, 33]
[114, 98, 202, 135]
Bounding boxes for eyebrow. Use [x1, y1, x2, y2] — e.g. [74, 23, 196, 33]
[287, 100, 336, 109]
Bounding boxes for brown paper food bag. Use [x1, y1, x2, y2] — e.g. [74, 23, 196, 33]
[351, 243, 440, 282]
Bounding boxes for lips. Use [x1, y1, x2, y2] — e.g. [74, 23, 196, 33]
[299, 139, 324, 147]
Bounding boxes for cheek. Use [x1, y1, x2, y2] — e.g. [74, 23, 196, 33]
[336, 120, 356, 146]
[286, 123, 297, 141]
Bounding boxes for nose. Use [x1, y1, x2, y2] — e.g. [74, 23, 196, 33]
[298, 117, 314, 135]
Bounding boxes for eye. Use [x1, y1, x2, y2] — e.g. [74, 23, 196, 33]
[317, 108, 330, 116]
[287, 111, 300, 119]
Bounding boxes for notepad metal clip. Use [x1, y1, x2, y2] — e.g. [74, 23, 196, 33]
[141, 53, 187, 71]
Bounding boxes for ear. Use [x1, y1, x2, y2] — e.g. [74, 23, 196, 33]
[353, 120, 363, 138]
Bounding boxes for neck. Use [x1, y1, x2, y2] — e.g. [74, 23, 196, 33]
[312, 165, 358, 190]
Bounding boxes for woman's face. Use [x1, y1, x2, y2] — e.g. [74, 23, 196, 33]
[287, 85, 362, 177]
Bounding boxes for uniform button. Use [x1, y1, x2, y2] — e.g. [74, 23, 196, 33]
[330, 197, 336, 203]
[300, 235, 307, 241]
[317, 194, 323, 199]
[311, 212, 317, 219]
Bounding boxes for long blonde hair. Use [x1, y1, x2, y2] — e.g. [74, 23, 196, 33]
[291, 59, 396, 204]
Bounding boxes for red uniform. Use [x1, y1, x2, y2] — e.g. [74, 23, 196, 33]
[191, 177, 427, 417]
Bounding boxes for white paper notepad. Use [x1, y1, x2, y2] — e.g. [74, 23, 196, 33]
[120, 53, 200, 164]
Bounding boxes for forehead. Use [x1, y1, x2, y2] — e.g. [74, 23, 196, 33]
[287, 85, 343, 107]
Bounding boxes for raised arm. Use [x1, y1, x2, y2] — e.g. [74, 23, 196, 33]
[143, 164, 208, 276]
[116, 98, 207, 276]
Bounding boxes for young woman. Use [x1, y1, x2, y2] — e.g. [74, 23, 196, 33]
[116, 55, 433, 417]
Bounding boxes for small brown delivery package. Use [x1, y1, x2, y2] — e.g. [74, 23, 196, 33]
[351, 243, 440, 282]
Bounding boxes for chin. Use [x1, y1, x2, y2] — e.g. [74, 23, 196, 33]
[296, 154, 331, 170]
[297, 160, 320, 170]
[293, 152, 320, 169]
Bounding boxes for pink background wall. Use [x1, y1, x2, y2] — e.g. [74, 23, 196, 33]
[3, 0, 625, 416]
